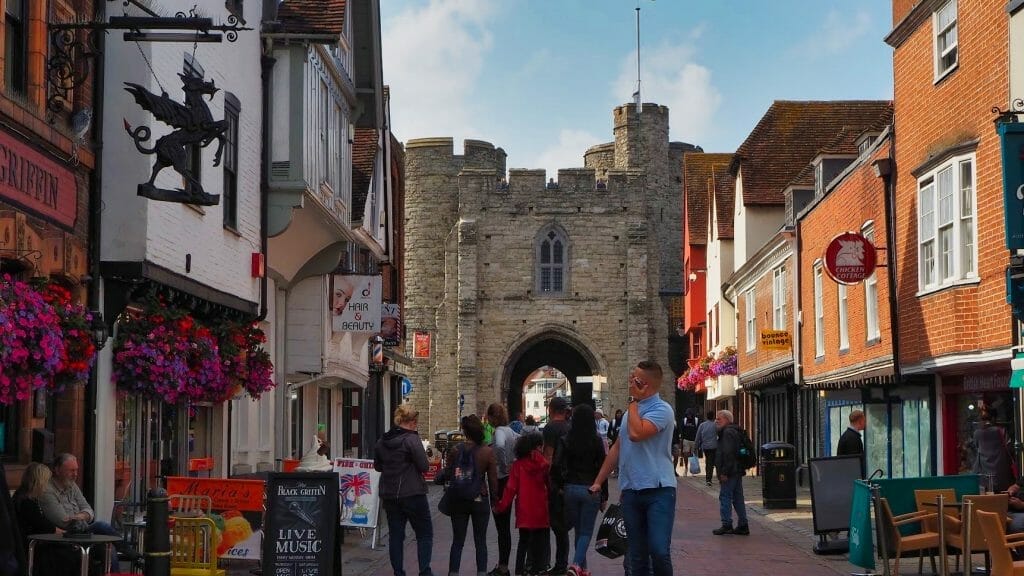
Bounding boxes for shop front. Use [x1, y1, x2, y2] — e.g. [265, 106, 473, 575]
[0, 123, 95, 487]
[941, 371, 1016, 477]
[740, 363, 795, 449]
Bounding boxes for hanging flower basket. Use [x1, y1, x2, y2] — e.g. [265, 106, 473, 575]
[677, 346, 738, 391]
[216, 321, 276, 399]
[37, 281, 96, 391]
[0, 276, 64, 405]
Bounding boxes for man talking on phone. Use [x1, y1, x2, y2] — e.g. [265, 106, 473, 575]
[591, 360, 676, 576]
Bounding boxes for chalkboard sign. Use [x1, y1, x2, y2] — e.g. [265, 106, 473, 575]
[808, 455, 863, 534]
[263, 472, 340, 576]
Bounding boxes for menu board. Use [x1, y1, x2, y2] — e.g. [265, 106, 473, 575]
[262, 472, 339, 576]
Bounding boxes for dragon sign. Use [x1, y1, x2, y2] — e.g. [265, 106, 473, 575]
[123, 73, 228, 206]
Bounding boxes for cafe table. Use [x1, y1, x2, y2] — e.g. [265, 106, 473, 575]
[920, 496, 983, 576]
[27, 533, 122, 576]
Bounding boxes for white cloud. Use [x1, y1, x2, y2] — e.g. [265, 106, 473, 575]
[612, 32, 722, 147]
[382, 0, 497, 143]
[797, 9, 873, 56]
[524, 129, 603, 179]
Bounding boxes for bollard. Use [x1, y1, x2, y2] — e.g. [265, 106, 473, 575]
[144, 487, 171, 576]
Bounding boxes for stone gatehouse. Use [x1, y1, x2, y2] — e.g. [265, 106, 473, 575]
[403, 103, 699, 433]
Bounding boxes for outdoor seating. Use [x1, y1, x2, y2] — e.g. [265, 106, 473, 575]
[169, 494, 213, 517]
[879, 496, 941, 576]
[914, 488, 958, 532]
[169, 517, 225, 576]
[943, 493, 1008, 572]
[976, 510, 1024, 576]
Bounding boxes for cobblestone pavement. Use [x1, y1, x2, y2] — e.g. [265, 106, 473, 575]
[342, 470, 866, 576]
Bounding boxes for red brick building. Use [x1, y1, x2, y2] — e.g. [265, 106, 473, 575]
[886, 0, 1012, 476]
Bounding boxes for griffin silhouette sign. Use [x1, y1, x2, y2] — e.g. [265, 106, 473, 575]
[823, 232, 877, 285]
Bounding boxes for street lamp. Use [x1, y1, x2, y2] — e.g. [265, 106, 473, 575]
[90, 310, 109, 350]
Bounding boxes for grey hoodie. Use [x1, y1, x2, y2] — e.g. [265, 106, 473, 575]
[374, 427, 429, 499]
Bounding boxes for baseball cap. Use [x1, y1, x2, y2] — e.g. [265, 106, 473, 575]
[549, 396, 569, 412]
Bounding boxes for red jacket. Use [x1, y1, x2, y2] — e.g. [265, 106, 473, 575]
[495, 449, 550, 529]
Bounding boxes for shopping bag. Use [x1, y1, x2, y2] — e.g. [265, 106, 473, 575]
[688, 454, 701, 475]
[594, 503, 628, 559]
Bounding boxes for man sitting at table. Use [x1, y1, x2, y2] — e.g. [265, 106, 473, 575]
[38, 453, 119, 537]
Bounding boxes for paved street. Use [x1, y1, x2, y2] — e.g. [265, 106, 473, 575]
[342, 474, 860, 576]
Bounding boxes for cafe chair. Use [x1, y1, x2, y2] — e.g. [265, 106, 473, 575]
[169, 494, 213, 518]
[914, 489, 958, 532]
[976, 510, 1024, 576]
[944, 493, 1008, 572]
[879, 497, 941, 576]
[170, 517, 225, 576]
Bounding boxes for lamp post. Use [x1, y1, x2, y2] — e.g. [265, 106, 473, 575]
[90, 310, 109, 350]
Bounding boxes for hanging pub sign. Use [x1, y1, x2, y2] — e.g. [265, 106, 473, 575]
[331, 275, 382, 333]
[998, 121, 1024, 250]
[123, 73, 229, 206]
[262, 472, 340, 576]
[823, 232, 877, 285]
[380, 303, 402, 346]
[0, 130, 78, 228]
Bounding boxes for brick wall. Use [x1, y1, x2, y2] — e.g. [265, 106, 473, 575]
[891, 0, 1011, 366]
[735, 248, 796, 373]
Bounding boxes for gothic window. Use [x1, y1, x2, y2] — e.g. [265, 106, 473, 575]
[536, 226, 568, 294]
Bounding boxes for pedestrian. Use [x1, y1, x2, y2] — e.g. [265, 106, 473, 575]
[542, 396, 572, 575]
[591, 360, 676, 576]
[694, 410, 718, 486]
[494, 433, 550, 576]
[522, 415, 539, 435]
[608, 409, 624, 445]
[679, 408, 699, 474]
[487, 403, 519, 576]
[510, 412, 525, 435]
[837, 410, 867, 476]
[713, 410, 751, 536]
[972, 407, 1015, 493]
[373, 404, 434, 576]
[553, 404, 607, 575]
[594, 409, 609, 449]
[442, 415, 499, 576]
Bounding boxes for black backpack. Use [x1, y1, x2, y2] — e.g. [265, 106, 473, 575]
[449, 445, 483, 501]
[733, 426, 758, 470]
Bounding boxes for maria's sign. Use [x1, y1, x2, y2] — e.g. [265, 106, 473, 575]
[263, 472, 339, 576]
[823, 232, 877, 285]
[0, 132, 77, 228]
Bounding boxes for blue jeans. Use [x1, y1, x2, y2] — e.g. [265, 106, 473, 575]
[563, 484, 600, 568]
[719, 475, 748, 527]
[449, 498, 490, 575]
[382, 495, 434, 576]
[621, 487, 675, 576]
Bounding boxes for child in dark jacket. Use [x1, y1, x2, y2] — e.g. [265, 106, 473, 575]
[494, 432, 549, 576]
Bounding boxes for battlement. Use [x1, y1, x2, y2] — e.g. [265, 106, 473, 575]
[614, 102, 670, 123]
[405, 138, 505, 176]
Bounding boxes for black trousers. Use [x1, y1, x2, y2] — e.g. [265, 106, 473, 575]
[493, 477, 512, 567]
[515, 528, 549, 575]
[704, 449, 717, 483]
[546, 492, 569, 570]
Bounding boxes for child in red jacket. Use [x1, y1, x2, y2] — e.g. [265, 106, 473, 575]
[494, 432, 549, 576]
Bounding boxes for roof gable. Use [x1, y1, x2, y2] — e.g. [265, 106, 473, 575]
[731, 100, 893, 206]
[351, 128, 378, 222]
[712, 164, 735, 240]
[683, 152, 732, 245]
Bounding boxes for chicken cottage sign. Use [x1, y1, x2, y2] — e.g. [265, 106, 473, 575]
[823, 232, 877, 285]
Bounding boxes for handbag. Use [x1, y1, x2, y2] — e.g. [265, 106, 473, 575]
[594, 503, 628, 559]
[438, 487, 453, 516]
[688, 454, 701, 475]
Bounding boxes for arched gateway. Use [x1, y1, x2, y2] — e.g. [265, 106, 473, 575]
[499, 327, 606, 418]
[402, 103, 699, 435]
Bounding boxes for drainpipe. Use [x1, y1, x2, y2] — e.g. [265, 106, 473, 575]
[875, 131, 901, 476]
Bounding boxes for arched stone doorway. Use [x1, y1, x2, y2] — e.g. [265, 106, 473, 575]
[500, 328, 604, 419]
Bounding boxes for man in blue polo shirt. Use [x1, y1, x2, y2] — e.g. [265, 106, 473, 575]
[591, 360, 676, 576]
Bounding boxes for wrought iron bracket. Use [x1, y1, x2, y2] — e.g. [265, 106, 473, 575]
[45, 4, 252, 118]
[993, 99, 1024, 125]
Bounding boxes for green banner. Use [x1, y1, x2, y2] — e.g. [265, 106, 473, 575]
[847, 475, 981, 570]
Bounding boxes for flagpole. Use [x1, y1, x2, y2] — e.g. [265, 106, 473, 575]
[635, 0, 642, 114]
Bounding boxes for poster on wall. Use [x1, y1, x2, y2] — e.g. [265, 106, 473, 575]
[380, 303, 402, 346]
[413, 331, 431, 359]
[164, 476, 265, 560]
[262, 472, 339, 576]
[332, 458, 381, 528]
[331, 275, 382, 333]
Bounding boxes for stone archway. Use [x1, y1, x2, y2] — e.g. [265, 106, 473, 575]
[499, 327, 604, 419]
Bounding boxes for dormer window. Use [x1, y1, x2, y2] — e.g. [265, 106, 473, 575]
[857, 135, 876, 155]
[814, 162, 824, 197]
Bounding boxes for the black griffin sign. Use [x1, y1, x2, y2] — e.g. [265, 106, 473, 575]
[123, 73, 228, 206]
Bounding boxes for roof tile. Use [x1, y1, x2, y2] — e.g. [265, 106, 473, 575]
[683, 152, 732, 245]
[277, 0, 346, 36]
[712, 164, 735, 240]
[351, 128, 378, 221]
[731, 101, 893, 205]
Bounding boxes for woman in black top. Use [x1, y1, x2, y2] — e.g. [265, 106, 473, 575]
[553, 404, 608, 571]
[12, 463, 76, 576]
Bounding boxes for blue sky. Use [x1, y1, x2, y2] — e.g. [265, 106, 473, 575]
[381, 1, 895, 178]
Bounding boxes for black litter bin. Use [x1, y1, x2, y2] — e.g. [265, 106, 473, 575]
[761, 441, 797, 509]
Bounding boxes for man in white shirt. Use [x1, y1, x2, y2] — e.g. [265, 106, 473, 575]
[595, 409, 610, 447]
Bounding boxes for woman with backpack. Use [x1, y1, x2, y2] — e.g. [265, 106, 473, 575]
[494, 432, 549, 576]
[553, 404, 608, 575]
[373, 404, 434, 576]
[487, 403, 518, 576]
[441, 414, 498, 576]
